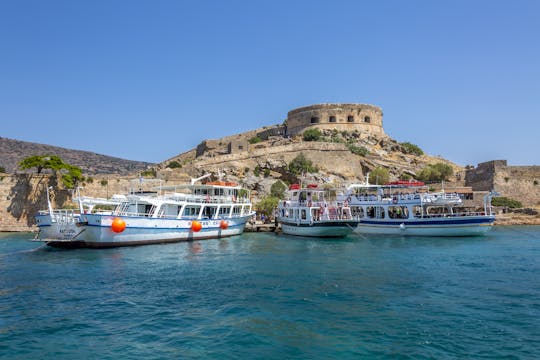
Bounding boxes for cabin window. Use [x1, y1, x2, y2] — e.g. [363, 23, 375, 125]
[364, 116, 371, 123]
[183, 206, 200, 217]
[367, 206, 385, 219]
[301, 209, 307, 220]
[388, 206, 408, 219]
[351, 206, 364, 218]
[329, 116, 336, 123]
[413, 205, 423, 218]
[219, 206, 230, 216]
[202, 206, 217, 219]
[347, 115, 354, 123]
[232, 206, 242, 215]
[310, 116, 320, 123]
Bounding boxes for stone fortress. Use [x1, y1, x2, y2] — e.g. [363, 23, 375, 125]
[194, 103, 386, 157]
[285, 103, 386, 137]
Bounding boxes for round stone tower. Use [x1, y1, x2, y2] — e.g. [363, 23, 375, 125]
[286, 103, 385, 137]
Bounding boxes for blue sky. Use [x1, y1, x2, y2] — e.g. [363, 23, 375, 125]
[1, 0, 538, 166]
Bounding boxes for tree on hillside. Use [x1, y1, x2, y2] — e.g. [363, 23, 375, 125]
[255, 196, 279, 218]
[18, 155, 83, 188]
[417, 163, 453, 182]
[19, 155, 49, 174]
[288, 153, 318, 175]
[270, 180, 287, 198]
[369, 167, 390, 185]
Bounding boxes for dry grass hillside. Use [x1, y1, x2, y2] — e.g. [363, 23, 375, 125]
[0, 137, 153, 175]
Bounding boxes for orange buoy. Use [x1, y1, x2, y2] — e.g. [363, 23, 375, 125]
[111, 217, 126, 233]
[220, 220, 228, 230]
[191, 220, 202, 232]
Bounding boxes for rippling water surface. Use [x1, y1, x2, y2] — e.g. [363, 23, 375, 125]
[1, 227, 540, 359]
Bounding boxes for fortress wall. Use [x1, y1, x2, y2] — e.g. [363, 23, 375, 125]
[286, 104, 385, 137]
[492, 165, 540, 206]
[465, 160, 540, 206]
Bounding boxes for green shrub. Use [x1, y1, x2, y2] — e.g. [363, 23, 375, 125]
[255, 196, 280, 218]
[264, 168, 271, 177]
[369, 167, 389, 185]
[166, 161, 182, 169]
[0, 166, 5, 173]
[288, 153, 318, 175]
[254, 165, 261, 177]
[302, 128, 322, 141]
[141, 169, 157, 178]
[249, 136, 262, 144]
[100, 179, 108, 186]
[400, 142, 424, 156]
[491, 197, 522, 208]
[400, 173, 412, 180]
[417, 163, 453, 182]
[347, 144, 369, 156]
[270, 180, 287, 198]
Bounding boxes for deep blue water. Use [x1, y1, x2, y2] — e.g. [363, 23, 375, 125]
[1, 227, 540, 359]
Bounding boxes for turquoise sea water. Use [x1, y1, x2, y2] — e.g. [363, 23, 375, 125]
[1, 227, 540, 359]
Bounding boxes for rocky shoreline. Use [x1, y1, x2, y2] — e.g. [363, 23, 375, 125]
[494, 214, 540, 226]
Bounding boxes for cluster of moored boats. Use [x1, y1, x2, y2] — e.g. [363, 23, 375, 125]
[34, 175, 497, 248]
[277, 180, 496, 238]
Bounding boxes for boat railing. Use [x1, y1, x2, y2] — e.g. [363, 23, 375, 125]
[166, 193, 251, 204]
[49, 209, 80, 224]
[348, 193, 422, 203]
[421, 192, 462, 204]
[414, 211, 490, 219]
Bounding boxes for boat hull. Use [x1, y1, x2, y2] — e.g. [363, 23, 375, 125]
[43, 213, 253, 248]
[354, 216, 495, 237]
[280, 220, 358, 237]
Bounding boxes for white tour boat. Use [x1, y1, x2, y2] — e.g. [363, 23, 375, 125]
[34, 187, 122, 242]
[277, 184, 360, 237]
[37, 177, 255, 248]
[343, 179, 496, 236]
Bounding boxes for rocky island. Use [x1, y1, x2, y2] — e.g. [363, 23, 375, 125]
[0, 103, 538, 231]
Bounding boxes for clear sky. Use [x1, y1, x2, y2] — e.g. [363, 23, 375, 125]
[1, 0, 538, 166]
